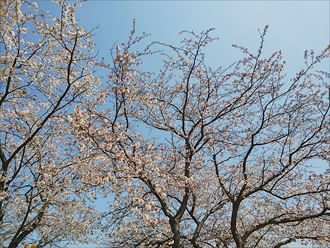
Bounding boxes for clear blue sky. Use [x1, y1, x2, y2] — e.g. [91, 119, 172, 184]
[39, 0, 329, 79]
[73, 0, 329, 72]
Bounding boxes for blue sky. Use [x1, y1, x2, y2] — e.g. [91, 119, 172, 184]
[73, 0, 329, 72]
[38, 0, 329, 80]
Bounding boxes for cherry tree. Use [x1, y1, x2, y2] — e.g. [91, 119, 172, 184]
[0, 1, 99, 247]
[78, 27, 330, 248]
[1, 0, 329, 247]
